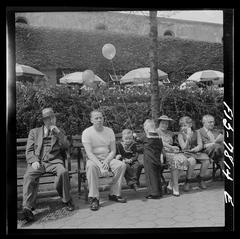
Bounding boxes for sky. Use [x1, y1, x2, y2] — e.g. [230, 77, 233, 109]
[119, 10, 223, 24]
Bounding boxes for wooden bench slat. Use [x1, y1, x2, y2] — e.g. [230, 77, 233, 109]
[17, 154, 26, 159]
[17, 146, 26, 151]
[17, 138, 28, 143]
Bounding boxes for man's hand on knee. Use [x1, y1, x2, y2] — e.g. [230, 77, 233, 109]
[99, 166, 109, 177]
[31, 161, 40, 170]
[101, 160, 109, 171]
[205, 142, 216, 150]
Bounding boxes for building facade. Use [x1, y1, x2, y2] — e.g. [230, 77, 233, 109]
[15, 11, 223, 43]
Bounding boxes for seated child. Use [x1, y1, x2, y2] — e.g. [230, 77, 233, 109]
[143, 119, 163, 199]
[116, 129, 143, 190]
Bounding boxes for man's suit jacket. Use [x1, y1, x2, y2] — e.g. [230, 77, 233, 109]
[198, 127, 222, 145]
[25, 126, 70, 164]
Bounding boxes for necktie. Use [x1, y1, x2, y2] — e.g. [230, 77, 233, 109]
[44, 128, 49, 137]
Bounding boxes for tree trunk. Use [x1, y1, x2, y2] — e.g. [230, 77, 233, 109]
[149, 11, 160, 126]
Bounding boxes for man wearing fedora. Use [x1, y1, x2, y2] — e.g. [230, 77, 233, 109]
[21, 108, 74, 222]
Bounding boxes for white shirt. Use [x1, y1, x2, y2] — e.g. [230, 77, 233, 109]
[82, 126, 115, 161]
[43, 126, 49, 137]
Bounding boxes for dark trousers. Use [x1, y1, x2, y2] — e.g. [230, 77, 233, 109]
[22, 162, 71, 210]
[205, 143, 224, 162]
[124, 161, 144, 186]
[143, 158, 162, 197]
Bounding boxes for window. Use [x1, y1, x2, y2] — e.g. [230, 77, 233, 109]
[15, 16, 28, 24]
[163, 30, 175, 37]
[95, 23, 108, 30]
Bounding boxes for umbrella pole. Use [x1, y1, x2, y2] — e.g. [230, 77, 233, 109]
[92, 92, 111, 128]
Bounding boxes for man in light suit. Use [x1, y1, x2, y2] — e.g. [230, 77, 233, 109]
[199, 114, 224, 170]
[21, 108, 74, 222]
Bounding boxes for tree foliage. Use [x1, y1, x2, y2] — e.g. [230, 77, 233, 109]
[16, 83, 223, 138]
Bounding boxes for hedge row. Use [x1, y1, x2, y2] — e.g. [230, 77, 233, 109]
[16, 83, 223, 138]
[16, 25, 223, 84]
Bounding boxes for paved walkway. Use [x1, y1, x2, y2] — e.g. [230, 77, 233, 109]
[18, 180, 224, 229]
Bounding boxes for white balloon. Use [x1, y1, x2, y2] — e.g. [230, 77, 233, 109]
[102, 43, 116, 60]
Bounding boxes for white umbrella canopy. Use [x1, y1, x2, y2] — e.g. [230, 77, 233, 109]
[16, 63, 45, 77]
[120, 67, 169, 85]
[186, 70, 223, 85]
[179, 81, 198, 90]
[59, 72, 106, 85]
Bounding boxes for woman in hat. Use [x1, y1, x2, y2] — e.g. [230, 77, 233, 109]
[157, 115, 192, 196]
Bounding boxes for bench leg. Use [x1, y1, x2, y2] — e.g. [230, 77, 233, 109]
[81, 175, 88, 202]
[213, 160, 224, 181]
[218, 161, 224, 181]
[79, 173, 88, 201]
[219, 165, 223, 180]
[160, 168, 168, 195]
[78, 172, 81, 198]
[212, 162, 216, 181]
[84, 183, 89, 202]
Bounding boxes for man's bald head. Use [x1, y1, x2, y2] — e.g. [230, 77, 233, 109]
[202, 114, 215, 130]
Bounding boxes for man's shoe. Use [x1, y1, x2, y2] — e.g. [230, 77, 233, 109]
[64, 199, 75, 211]
[145, 195, 161, 199]
[89, 197, 100, 211]
[22, 208, 34, 222]
[199, 180, 207, 189]
[108, 195, 127, 203]
[183, 182, 191, 192]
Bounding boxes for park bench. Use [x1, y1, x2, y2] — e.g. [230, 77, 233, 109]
[70, 133, 169, 201]
[17, 132, 223, 201]
[17, 136, 83, 195]
[16, 133, 167, 201]
[67, 132, 223, 201]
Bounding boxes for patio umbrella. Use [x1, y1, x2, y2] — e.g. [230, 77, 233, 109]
[119, 67, 169, 85]
[16, 63, 45, 77]
[186, 70, 223, 85]
[59, 72, 106, 85]
[179, 81, 198, 90]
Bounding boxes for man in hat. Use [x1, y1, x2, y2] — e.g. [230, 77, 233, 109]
[21, 107, 74, 222]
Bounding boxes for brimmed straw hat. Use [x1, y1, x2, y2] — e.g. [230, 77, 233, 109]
[158, 115, 174, 121]
[42, 108, 58, 119]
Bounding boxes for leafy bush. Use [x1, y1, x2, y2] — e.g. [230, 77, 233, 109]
[16, 83, 223, 138]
